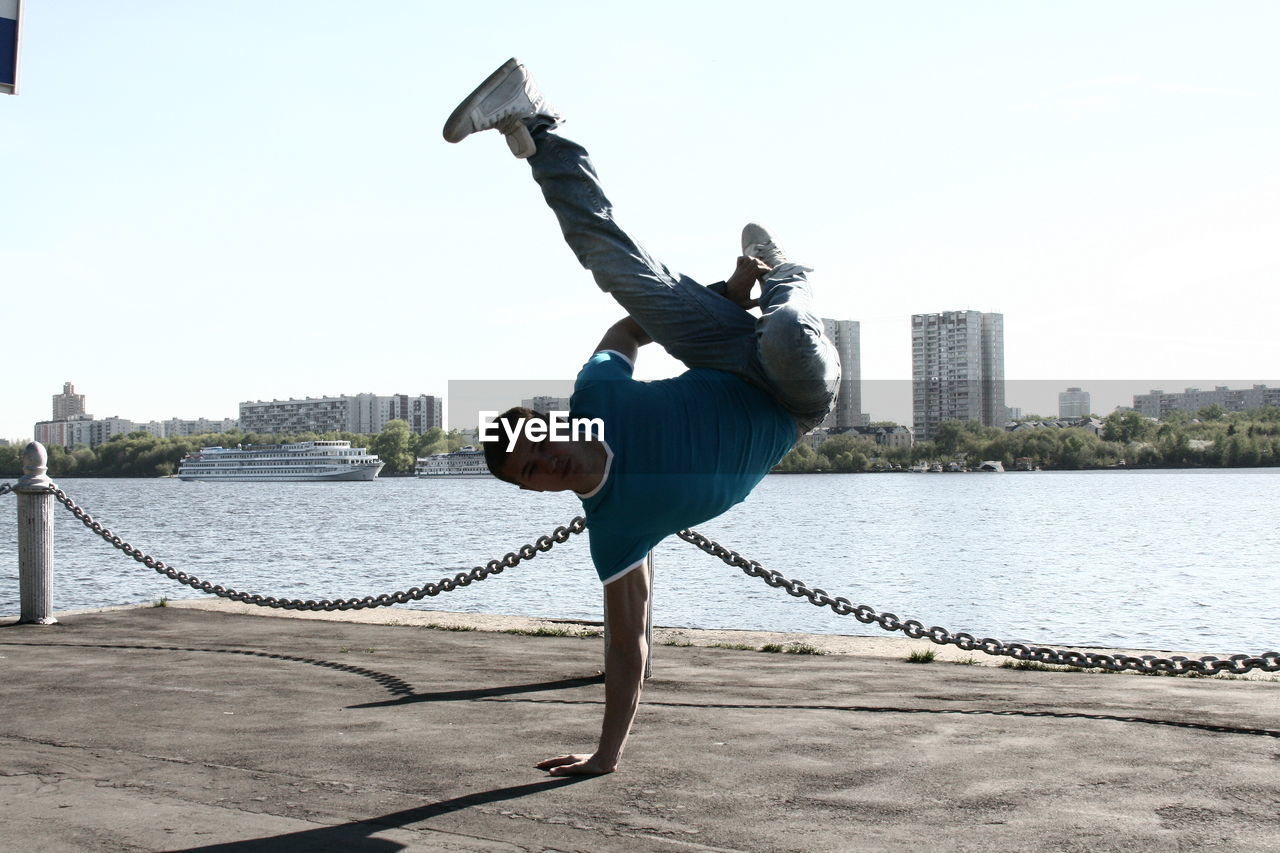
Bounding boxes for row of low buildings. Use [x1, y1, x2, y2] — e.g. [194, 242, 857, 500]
[1132, 386, 1280, 419]
[34, 383, 241, 448]
[35, 414, 242, 448]
[238, 393, 442, 436]
[32, 383, 444, 449]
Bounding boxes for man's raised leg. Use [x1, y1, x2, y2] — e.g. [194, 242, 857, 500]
[442, 58, 761, 373]
[744, 224, 841, 431]
[525, 125, 759, 372]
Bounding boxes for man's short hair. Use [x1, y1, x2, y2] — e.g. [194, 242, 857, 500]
[483, 406, 546, 484]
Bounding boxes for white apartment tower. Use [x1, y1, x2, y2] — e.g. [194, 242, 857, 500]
[911, 311, 1005, 442]
[53, 382, 85, 420]
[1059, 387, 1091, 418]
[819, 318, 863, 430]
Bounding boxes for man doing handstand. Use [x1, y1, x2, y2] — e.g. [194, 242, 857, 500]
[444, 58, 840, 776]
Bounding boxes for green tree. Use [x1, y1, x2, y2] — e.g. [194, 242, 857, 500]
[445, 429, 471, 452]
[0, 444, 23, 476]
[776, 442, 817, 472]
[933, 421, 970, 457]
[413, 427, 448, 459]
[1103, 410, 1152, 444]
[370, 420, 415, 475]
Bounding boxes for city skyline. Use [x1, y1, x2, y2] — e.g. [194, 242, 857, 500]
[3, 3, 1278, 442]
[28, 374, 1280, 447]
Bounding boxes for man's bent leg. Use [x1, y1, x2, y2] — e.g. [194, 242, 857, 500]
[527, 124, 758, 373]
[756, 267, 841, 431]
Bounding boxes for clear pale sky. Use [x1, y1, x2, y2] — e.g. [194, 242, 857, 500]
[3, 1, 1277, 442]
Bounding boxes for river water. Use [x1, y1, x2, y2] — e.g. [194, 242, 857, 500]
[2, 470, 1277, 654]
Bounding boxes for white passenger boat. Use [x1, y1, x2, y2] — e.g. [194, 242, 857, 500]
[415, 446, 490, 477]
[178, 441, 384, 482]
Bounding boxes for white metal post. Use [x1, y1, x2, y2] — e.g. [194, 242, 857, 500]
[15, 441, 56, 624]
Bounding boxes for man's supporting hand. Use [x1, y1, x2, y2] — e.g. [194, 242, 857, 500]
[535, 753, 617, 776]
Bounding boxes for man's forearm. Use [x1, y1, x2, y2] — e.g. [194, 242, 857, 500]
[594, 316, 652, 364]
[594, 634, 647, 769]
[537, 564, 650, 775]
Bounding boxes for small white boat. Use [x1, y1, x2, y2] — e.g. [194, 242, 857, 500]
[978, 460, 1005, 472]
[415, 446, 491, 477]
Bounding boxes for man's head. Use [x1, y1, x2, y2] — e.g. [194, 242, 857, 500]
[483, 406, 604, 493]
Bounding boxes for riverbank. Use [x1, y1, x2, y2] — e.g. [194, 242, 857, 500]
[3, 605, 1277, 852]
[49, 598, 1280, 681]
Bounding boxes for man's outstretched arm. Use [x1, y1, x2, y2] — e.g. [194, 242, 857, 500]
[593, 316, 652, 364]
[536, 563, 650, 775]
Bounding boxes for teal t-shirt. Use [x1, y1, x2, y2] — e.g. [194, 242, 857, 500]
[571, 350, 797, 584]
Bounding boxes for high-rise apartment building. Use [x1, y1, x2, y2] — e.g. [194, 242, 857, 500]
[911, 311, 1005, 442]
[1059, 387, 1092, 418]
[239, 393, 442, 435]
[819, 318, 863, 430]
[53, 382, 85, 420]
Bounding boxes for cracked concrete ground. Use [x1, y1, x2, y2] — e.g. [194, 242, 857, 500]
[1, 606, 1277, 852]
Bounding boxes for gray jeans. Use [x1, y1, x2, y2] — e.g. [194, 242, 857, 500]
[528, 125, 839, 431]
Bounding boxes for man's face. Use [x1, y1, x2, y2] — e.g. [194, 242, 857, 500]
[501, 433, 587, 492]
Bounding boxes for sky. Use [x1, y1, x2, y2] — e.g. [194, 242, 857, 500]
[2, 0, 1277, 441]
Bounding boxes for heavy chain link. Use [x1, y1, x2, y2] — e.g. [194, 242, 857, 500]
[12, 482, 1278, 675]
[47, 485, 584, 612]
[675, 528, 1280, 677]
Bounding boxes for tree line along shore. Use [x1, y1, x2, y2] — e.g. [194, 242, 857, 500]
[783, 408, 1280, 473]
[2, 408, 1279, 479]
[0, 422, 469, 479]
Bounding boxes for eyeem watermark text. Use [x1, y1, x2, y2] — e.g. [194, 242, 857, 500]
[479, 411, 605, 452]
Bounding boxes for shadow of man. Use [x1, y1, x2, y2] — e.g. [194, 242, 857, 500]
[164, 777, 590, 852]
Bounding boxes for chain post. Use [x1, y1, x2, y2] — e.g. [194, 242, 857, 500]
[15, 441, 57, 625]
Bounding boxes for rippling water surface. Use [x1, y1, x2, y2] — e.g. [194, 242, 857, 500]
[3, 470, 1277, 653]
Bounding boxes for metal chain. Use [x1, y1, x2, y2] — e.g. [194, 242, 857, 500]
[47, 485, 585, 612]
[16, 482, 1279, 676]
[675, 528, 1280, 677]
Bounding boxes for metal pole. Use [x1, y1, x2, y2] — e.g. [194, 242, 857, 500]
[603, 550, 653, 679]
[15, 441, 56, 625]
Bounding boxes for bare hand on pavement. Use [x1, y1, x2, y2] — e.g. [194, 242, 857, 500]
[535, 753, 617, 776]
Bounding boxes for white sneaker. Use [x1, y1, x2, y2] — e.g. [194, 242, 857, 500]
[442, 58, 559, 159]
[741, 223, 789, 269]
[741, 223, 814, 278]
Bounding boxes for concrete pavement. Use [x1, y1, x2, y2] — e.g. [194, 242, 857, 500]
[2, 606, 1277, 852]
